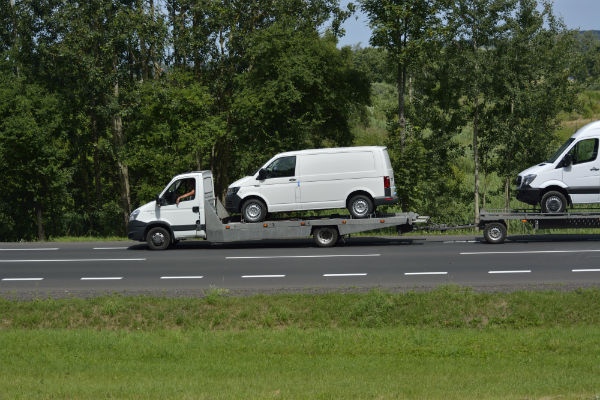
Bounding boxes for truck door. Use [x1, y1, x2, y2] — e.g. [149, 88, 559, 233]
[157, 177, 201, 238]
[562, 138, 600, 204]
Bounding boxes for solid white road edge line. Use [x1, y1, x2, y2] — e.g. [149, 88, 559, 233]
[93, 247, 129, 250]
[323, 273, 367, 277]
[0, 258, 146, 263]
[404, 272, 448, 275]
[488, 270, 531, 274]
[160, 276, 204, 279]
[572, 269, 600, 272]
[2, 278, 44, 281]
[461, 250, 600, 255]
[227, 254, 380, 259]
[241, 275, 285, 278]
[0, 248, 59, 251]
[80, 277, 123, 280]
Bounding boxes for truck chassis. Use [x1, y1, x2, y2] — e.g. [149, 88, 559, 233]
[479, 208, 600, 244]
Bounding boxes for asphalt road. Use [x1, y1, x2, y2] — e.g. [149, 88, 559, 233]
[2, 234, 600, 297]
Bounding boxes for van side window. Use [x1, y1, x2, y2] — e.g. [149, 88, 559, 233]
[570, 139, 599, 165]
[265, 156, 296, 178]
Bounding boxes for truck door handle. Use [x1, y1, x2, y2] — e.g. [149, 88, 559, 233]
[192, 206, 199, 213]
[289, 178, 296, 182]
[591, 167, 599, 171]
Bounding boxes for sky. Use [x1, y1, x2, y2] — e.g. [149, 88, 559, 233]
[337, 0, 600, 48]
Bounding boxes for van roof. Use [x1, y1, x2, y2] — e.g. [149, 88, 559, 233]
[572, 120, 600, 139]
[275, 146, 387, 158]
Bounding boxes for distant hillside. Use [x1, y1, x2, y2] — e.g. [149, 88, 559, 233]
[580, 30, 600, 38]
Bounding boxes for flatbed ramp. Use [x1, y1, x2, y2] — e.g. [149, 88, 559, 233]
[206, 199, 429, 247]
[479, 209, 600, 244]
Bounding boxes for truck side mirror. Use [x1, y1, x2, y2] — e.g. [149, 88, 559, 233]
[559, 154, 573, 168]
[257, 168, 267, 180]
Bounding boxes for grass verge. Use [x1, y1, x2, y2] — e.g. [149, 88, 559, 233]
[1, 287, 600, 399]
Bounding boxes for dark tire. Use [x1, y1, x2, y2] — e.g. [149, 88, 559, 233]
[540, 191, 567, 213]
[146, 226, 171, 250]
[242, 198, 267, 223]
[313, 226, 339, 248]
[347, 194, 374, 218]
[483, 222, 507, 244]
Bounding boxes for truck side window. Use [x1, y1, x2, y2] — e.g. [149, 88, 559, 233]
[164, 178, 196, 205]
[265, 156, 296, 178]
[570, 139, 599, 165]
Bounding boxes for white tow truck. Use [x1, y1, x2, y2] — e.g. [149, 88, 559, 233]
[127, 171, 429, 250]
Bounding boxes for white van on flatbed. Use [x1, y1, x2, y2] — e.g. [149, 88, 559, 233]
[225, 146, 398, 222]
[127, 171, 426, 250]
[516, 120, 600, 213]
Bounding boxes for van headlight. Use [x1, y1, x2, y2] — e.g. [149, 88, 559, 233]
[129, 209, 140, 221]
[522, 174, 536, 187]
[227, 187, 240, 195]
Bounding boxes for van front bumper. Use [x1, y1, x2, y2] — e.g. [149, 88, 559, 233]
[374, 195, 399, 206]
[516, 187, 541, 206]
[127, 220, 147, 241]
[225, 193, 243, 213]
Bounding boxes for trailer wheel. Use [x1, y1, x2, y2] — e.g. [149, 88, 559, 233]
[313, 227, 339, 248]
[540, 191, 567, 213]
[483, 222, 507, 244]
[146, 226, 171, 250]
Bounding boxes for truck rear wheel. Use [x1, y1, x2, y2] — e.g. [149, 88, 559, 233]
[313, 227, 339, 248]
[483, 222, 507, 244]
[146, 226, 171, 250]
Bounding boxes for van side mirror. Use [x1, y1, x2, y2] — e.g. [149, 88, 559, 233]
[155, 195, 165, 207]
[559, 154, 573, 168]
[257, 168, 267, 180]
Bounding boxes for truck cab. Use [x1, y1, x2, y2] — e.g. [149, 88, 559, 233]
[128, 171, 215, 249]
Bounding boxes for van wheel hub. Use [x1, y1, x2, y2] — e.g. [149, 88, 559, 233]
[545, 196, 563, 213]
[353, 199, 368, 215]
[246, 203, 261, 218]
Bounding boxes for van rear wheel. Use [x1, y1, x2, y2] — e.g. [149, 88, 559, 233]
[242, 198, 267, 223]
[348, 194, 373, 218]
[540, 191, 567, 213]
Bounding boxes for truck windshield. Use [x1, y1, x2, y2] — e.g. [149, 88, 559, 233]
[547, 138, 574, 163]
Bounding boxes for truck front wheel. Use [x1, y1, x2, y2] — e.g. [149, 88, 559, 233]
[146, 226, 171, 250]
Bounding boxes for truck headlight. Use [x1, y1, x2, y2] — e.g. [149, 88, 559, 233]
[129, 209, 140, 221]
[227, 186, 240, 195]
[522, 174, 536, 187]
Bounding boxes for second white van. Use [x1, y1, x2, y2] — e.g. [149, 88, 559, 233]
[225, 146, 398, 222]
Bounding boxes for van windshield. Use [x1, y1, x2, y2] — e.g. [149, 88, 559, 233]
[547, 138, 574, 163]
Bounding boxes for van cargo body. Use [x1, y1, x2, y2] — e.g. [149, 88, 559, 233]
[128, 171, 426, 250]
[225, 146, 398, 222]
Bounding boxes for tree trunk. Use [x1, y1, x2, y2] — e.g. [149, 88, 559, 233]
[504, 177, 510, 211]
[35, 202, 45, 241]
[111, 68, 132, 231]
[473, 98, 480, 224]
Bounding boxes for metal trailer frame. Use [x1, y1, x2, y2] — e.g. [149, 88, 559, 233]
[478, 208, 600, 244]
[205, 199, 429, 247]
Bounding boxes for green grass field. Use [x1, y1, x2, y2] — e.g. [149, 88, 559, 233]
[1, 288, 600, 398]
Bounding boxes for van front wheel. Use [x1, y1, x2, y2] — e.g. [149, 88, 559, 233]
[242, 198, 267, 223]
[540, 191, 567, 213]
[348, 194, 373, 218]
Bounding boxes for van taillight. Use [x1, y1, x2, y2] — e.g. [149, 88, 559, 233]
[383, 176, 390, 188]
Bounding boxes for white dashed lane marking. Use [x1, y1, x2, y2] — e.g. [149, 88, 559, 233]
[404, 272, 447, 275]
[2, 278, 44, 281]
[0, 258, 145, 263]
[323, 273, 367, 277]
[572, 269, 600, 272]
[488, 270, 531, 274]
[461, 250, 600, 255]
[0, 248, 58, 251]
[242, 275, 286, 278]
[80, 277, 123, 280]
[160, 276, 204, 279]
[93, 247, 129, 250]
[226, 254, 380, 260]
